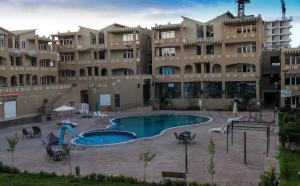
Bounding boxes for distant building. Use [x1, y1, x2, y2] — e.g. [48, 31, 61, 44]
[264, 18, 293, 50]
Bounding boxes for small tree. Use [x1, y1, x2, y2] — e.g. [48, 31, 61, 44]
[6, 133, 20, 167]
[139, 151, 156, 182]
[207, 136, 216, 184]
[259, 166, 276, 186]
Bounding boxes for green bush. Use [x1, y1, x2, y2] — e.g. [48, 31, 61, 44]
[258, 166, 276, 186]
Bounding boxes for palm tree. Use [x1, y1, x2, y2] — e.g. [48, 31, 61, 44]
[139, 151, 156, 182]
[6, 133, 20, 167]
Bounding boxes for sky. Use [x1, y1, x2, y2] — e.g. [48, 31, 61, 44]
[0, 0, 299, 47]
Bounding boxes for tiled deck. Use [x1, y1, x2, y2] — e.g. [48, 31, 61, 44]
[0, 111, 277, 186]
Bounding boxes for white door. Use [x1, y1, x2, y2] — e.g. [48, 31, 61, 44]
[4, 100, 16, 118]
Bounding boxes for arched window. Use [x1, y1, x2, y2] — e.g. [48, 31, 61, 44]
[11, 76, 18, 86]
[184, 65, 193, 74]
[79, 69, 86, 76]
[212, 64, 221, 73]
[32, 75, 38, 85]
[101, 68, 107, 76]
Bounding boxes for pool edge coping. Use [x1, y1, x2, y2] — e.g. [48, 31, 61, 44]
[71, 113, 213, 147]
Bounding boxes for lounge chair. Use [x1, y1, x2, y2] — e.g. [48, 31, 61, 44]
[32, 126, 41, 137]
[97, 111, 108, 117]
[208, 124, 228, 134]
[22, 128, 32, 138]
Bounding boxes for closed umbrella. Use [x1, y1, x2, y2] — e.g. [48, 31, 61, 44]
[95, 102, 99, 112]
[233, 102, 238, 117]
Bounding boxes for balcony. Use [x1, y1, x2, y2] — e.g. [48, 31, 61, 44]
[155, 56, 180, 62]
[109, 41, 139, 50]
[111, 58, 139, 63]
[224, 33, 256, 43]
[8, 48, 37, 57]
[225, 53, 256, 59]
[154, 38, 180, 47]
[183, 54, 222, 62]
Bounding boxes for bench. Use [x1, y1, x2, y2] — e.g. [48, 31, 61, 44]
[161, 171, 186, 180]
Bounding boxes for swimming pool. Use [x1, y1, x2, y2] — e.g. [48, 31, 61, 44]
[72, 114, 212, 146]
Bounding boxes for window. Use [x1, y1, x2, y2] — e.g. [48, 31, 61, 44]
[196, 25, 204, 38]
[236, 25, 256, 34]
[160, 31, 175, 39]
[206, 24, 214, 37]
[196, 46, 201, 55]
[226, 81, 256, 99]
[99, 33, 105, 44]
[60, 52, 74, 62]
[204, 63, 210, 73]
[155, 82, 181, 98]
[60, 38, 73, 46]
[21, 41, 26, 49]
[0, 36, 4, 47]
[158, 67, 174, 75]
[16, 57, 22, 66]
[123, 49, 134, 59]
[158, 47, 176, 57]
[123, 34, 134, 42]
[203, 82, 222, 98]
[94, 67, 99, 76]
[237, 42, 256, 53]
[99, 51, 105, 59]
[88, 67, 92, 76]
[39, 44, 47, 50]
[31, 58, 37, 66]
[184, 82, 202, 98]
[206, 45, 214, 55]
[285, 56, 291, 64]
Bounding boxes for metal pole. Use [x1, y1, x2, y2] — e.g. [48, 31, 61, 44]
[227, 125, 229, 153]
[185, 141, 188, 173]
[244, 131, 247, 165]
[267, 125, 270, 157]
[231, 121, 234, 146]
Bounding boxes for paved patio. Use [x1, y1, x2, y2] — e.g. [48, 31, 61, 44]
[0, 111, 277, 186]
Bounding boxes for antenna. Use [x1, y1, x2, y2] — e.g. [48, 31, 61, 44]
[236, 0, 250, 18]
[281, 0, 286, 20]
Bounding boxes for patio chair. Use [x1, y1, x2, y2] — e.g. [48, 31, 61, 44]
[32, 126, 41, 137]
[45, 146, 55, 160]
[22, 128, 32, 138]
[174, 132, 179, 140]
[188, 133, 196, 143]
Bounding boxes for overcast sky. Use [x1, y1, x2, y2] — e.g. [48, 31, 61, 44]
[0, 0, 299, 47]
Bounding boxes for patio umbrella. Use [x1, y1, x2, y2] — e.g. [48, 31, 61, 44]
[54, 105, 75, 117]
[41, 132, 58, 146]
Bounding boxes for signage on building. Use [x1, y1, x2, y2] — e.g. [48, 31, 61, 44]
[0, 93, 20, 101]
[281, 90, 291, 97]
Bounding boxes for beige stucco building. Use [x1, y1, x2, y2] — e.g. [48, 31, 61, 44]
[0, 11, 299, 120]
[152, 12, 264, 110]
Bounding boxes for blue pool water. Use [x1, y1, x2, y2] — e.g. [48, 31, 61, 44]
[73, 114, 211, 146]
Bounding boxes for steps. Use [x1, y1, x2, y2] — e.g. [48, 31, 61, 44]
[0, 114, 41, 129]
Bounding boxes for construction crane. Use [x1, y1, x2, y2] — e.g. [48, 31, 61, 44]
[236, 0, 250, 17]
[281, 0, 286, 20]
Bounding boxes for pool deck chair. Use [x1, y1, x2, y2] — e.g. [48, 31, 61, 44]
[97, 111, 108, 117]
[208, 124, 228, 134]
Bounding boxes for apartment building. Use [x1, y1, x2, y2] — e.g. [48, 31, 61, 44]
[265, 18, 292, 50]
[280, 47, 300, 108]
[0, 27, 82, 119]
[52, 24, 152, 111]
[152, 12, 264, 109]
